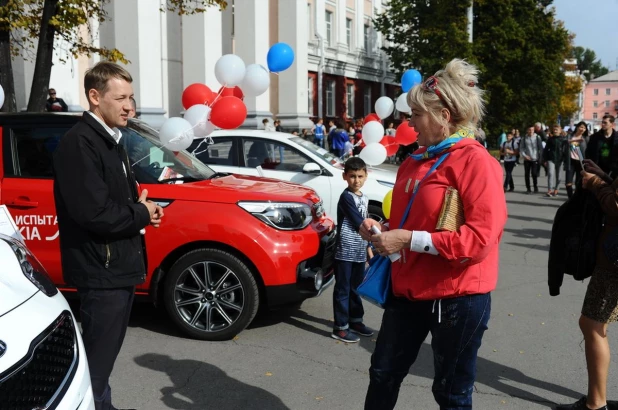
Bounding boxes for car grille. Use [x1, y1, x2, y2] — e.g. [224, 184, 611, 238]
[0, 310, 78, 410]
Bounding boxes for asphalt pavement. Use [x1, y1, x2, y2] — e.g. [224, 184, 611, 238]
[93, 162, 618, 409]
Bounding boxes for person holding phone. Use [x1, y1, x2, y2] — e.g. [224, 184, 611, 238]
[564, 121, 588, 198]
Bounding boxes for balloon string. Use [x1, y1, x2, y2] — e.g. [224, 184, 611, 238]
[208, 83, 227, 107]
[131, 134, 186, 166]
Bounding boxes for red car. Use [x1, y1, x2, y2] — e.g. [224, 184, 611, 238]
[0, 113, 335, 340]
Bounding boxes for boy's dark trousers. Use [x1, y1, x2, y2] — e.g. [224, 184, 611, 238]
[523, 160, 539, 191]
[503, 161, 515, 190]
[333, 259, 365, 330]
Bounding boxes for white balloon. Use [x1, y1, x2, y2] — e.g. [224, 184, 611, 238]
[214, 54, 246, 87]
[359, 143, 388, 166]
[159, 117, 194, 151]
[375, 96, 394, 119]
[242, 64, 270, 97]
[362, 121, 385, 144]
[396, 93, 411, 114]
[0, 85, 4, 110]
[184, 104, 213, 138]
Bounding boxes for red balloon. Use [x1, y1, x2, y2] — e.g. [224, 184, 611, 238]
[218, 86, 244, 100]
[210, 96, 247, 129]
[182, 83, 214, 109]
[364, 113, 381, 124]
[395, 122, 418, 146]
[380, 136, 400, 156]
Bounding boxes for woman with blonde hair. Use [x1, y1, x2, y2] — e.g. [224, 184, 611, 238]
[361, 59, 507, 409]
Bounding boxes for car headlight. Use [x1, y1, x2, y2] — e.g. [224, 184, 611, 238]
[2, 237, 58, 297]
[377, 180, 395, 188]
[238, 202, 312, 230]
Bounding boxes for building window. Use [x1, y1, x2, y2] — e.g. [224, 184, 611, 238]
[308, 77, 314, 116]
[307, 4, 312, 40]
[593, 113, 598, 120]
[364, 24, 370, 51]
[326, 80, 336, 117]
[325, 11, 333, 46]
[363, 87, 372, 116]
[606, 100, 610, 107]
[594, 89, 599, 96]
[594, 101, 598, 107]
[346, 83, 355, 117]
[606, 88, 611, 95]
[346, 18, 352, 48]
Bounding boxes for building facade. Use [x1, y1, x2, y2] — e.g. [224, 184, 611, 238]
[582, 71, 618, 127]
[12, 0, 399, 131]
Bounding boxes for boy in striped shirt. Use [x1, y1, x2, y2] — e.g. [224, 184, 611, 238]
[332, 157, 374, 343]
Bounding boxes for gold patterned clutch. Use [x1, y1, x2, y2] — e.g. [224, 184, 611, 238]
[436, 186, 465, 232]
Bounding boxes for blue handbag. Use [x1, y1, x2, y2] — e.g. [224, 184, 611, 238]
[356, 152, 450, 308]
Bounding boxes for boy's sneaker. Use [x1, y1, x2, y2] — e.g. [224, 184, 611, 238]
[331, 329, 360, 343]
[349, 322, 374, 337]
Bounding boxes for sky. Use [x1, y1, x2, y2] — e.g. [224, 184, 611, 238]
[552, 0, 618, 71]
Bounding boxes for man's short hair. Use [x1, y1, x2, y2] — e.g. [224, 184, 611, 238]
[344, 157, 367, 174]
[84, 61, 132, 100]
[262, 118, 269, 124]
[603, 114, 615, 123]
[48, 88, 56, 93]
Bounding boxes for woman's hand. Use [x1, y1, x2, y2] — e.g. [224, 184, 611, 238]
[370, 229, 412, 256]
[581, 170, 596, 188]
[583, 159, 604, 177]
[360, 218, 385, 241]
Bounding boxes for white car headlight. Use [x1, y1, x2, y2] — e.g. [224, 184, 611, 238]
[238, 202, 312, 230]
[377, 180, 395, 188]
[1, 237, 58, 297]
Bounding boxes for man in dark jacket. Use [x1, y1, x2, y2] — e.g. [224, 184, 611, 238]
[585, 114, 618, 177]
[53, 62, 162, 410]
[543, 124, 567, 196]
[45, 88, 69, 112]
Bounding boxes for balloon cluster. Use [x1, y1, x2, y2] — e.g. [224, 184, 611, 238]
[159, 43, 295, 152]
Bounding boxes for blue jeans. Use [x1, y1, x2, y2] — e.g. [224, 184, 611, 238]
[365, 293, 491, 410]
[314, 136, 324, 148]
[333, 260, 365, 330]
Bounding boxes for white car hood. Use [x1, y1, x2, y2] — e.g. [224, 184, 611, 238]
[0, 239, 37, 317]
[367, 167, 397, 184]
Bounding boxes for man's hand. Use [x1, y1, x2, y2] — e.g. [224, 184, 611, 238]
[370, 229, 411, 256]
[138, 189, 164, 228]
[581, 170, 596, 188]
[583, 159, 605, 178]
[150, 205, 164, 228]
[360, 218, 384, 241]
[524, 155, 531, 161]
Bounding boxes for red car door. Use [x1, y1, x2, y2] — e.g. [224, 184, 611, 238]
[1, 124, 69, 286]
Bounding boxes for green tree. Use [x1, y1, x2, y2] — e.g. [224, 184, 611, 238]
[0, 0, 227, 113]
[571, 46, 609, 81]
[374, 0, 571, 142]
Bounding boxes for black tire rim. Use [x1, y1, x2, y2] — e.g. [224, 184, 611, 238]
[368, 211, 384, 223]
[173, 261, 245, 333]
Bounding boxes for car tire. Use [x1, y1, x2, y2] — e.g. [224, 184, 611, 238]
[368, 204, 385, 223]
[163, 248, 260, 341]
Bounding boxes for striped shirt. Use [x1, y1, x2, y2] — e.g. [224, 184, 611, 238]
[335, 189, 369, 263]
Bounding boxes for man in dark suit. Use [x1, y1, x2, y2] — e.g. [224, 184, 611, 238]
[45, 88, 69, 112]
[585, 114, 618, 177]
[53, 61, 163, 410]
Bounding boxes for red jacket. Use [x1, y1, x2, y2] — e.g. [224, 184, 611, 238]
[390, 138, 507, 301]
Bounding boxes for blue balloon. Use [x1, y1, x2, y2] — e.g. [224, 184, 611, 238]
[401, 69, 422, 92]
[267, 43, 295, 73]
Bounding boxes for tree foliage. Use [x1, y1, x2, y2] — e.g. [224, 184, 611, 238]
[0, 0, 227, 112]
[374, 0, 574, 142]
[570, 46, 609, 81]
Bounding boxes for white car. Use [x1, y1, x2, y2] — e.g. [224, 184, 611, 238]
[0, 234, 94, 409]
[190, 130, 397, 223]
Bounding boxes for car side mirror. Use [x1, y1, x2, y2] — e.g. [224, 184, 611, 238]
[302, 162, 322, 175]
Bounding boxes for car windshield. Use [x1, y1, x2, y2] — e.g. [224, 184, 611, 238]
[290, 136, 343, 167]
[120, 120, 215, 184]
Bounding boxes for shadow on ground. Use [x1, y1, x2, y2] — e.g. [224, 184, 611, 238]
[134, 353, 290, 409]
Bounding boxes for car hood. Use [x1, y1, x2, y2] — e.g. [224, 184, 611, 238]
[151, 174, 322, 204]
[0, 238, 38, 317]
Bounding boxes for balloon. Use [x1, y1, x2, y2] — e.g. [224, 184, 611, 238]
[362, 121, 385, 144]
[267, 42, 295, 72]
[382, 189, 393, 219]
[395, 122, 418, 146]
[160, 117, 194, 151]
[395, 93, 411, 114]
[364, 113, 381, 124]
[184, 104, 214, 138]
[375, 96, 394, 119]
[218, 86, 244, 100]
[380, 136, 400, 156]
[401, 69, 422, 93]
[359, 143, 387, 166]
[210, 96, 247, 129]
[215, 54, 246, 86]
[0, 84, 4, 110]
[182, 83, 214, 109]
[241, 64, 270, 97]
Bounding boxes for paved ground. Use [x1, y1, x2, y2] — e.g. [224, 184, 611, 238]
[83, 163, 618, 409]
